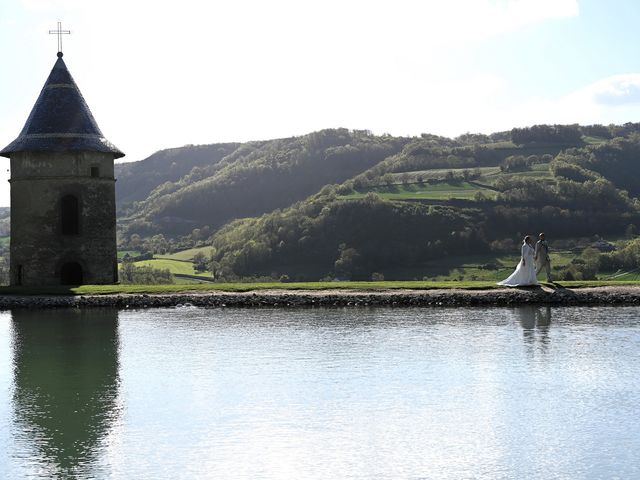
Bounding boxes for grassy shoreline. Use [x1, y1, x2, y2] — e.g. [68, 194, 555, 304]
[1, 280, 640, 296]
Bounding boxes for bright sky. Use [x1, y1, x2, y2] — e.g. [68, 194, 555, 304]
[1, 0, 640, 207]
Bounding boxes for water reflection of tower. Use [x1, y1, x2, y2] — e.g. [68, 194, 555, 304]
[11, 308, 120, 477]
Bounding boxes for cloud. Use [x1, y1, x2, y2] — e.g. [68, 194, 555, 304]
[5, 0, 583, 162]
[486, 73, 640, 133]
[580, 74, 640, 106]
[19, 0, 85, 12]
[412, 70, 640, 139]
[498, 0, 579, 26]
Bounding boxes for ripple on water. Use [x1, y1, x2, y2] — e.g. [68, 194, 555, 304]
[0, 306, 639, 479]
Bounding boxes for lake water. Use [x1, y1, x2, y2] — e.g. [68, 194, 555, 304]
[0, 306, 639, 479]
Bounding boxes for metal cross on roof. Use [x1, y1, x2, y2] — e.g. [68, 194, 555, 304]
[48, 21, 71, 54]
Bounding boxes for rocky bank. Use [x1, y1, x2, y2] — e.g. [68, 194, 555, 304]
[1, 285, 640, 309]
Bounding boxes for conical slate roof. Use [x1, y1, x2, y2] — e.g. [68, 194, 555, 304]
[0, 53, 124, 158]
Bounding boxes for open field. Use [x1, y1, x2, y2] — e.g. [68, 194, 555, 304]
[582, 135, 609, 145]
[388, 167, 500, 183]
[477, 142, 576, 156]
[344, 162, 553, 202]
[332, 251, 577, 282]
[172, 276, 216, 284]
[341, 181, 496, 201]
[481, 162, 552, 182]
[387, 163, 552, 185]
[117, 250, 141, 259]
[603, 270, 640, 281]
[157, 246, 214, 262]
[140, 246, 616, 284]
[130, 258, 213, 278]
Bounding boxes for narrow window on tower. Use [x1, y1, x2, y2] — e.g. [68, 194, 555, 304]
[61, 194, 80, 235]
[91, 166, 99, 177]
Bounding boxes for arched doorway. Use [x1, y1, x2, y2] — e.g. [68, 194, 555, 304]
[60, 262, 83, 285]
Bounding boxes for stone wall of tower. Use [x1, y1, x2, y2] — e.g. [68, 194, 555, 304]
[10, 151, 117, 286]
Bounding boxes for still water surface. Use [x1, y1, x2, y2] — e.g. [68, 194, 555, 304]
[0, 306, 639, 479]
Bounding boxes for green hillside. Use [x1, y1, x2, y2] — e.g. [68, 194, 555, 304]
[115, 143, 241, 206]
[115, 123, 640, 282]
[118, 129, 410, 236]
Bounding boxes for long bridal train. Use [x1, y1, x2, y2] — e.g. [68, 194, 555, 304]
[498, 236, 539, 287]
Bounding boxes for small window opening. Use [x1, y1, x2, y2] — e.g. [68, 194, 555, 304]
[16, 265, 23, 286]
[61, 195, 80, 235]
[91, 166, 100, 177]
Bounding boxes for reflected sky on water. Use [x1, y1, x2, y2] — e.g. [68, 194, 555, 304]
[1, 306, 640, 479]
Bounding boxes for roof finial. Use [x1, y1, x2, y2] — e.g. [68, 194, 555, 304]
[48, 21, 71, 56]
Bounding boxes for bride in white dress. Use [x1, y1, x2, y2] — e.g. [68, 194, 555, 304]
[498, 236, 539, 287]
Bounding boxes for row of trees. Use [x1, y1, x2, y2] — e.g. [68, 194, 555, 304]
[205, 192, 485, 280]
[552, 238, 640, 281]
[123, 226, 214, 255]
[510, 124, 583, 146]
[499, 154, 550, 172]
[556, 136, 640, 196]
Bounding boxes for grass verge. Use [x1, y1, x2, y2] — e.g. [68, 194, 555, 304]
[0, 280, 639, 296]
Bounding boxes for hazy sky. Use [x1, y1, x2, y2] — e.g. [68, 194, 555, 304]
[1, 0, 640, 206]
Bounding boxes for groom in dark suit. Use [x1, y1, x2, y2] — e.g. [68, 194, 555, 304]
[534, 233, 552, 282]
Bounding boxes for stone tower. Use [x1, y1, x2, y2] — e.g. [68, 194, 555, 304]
[0, 52, 124, 286]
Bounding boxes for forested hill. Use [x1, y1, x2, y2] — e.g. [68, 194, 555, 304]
[117, 129, 409, 235]
[117, 123, 640, 281]
[115, 142, 241, 205]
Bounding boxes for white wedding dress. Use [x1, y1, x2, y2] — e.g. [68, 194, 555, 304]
[497, 242, 539, 287]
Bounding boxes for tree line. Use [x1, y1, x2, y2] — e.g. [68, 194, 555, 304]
[113, 125, 640, 281]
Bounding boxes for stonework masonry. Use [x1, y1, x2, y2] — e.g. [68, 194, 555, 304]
[10, 151, 117, 285]
[1, 53, 123, 286]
